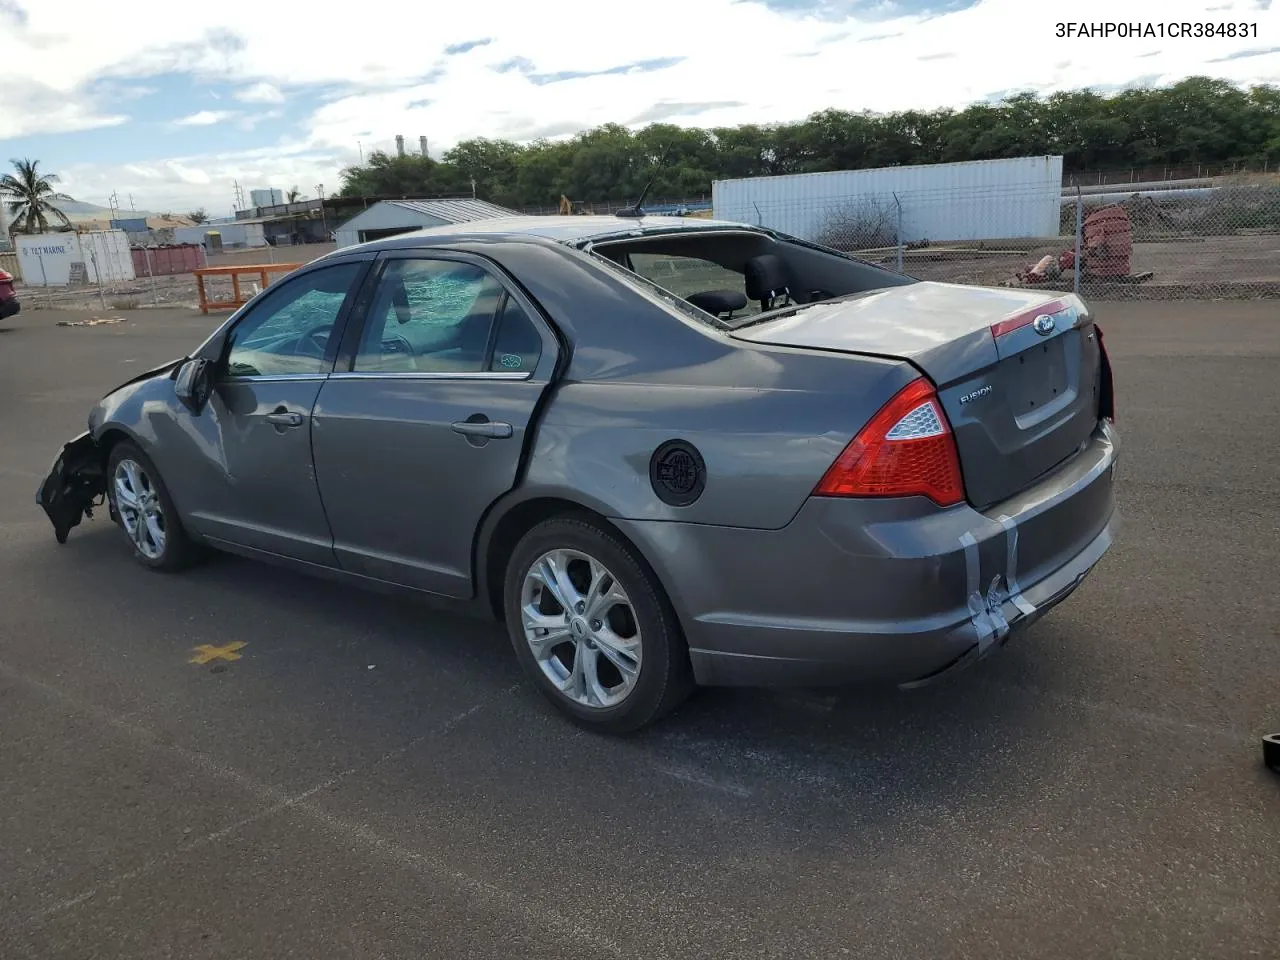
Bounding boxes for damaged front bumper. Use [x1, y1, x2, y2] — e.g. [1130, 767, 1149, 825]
[35, 431, 107, 544]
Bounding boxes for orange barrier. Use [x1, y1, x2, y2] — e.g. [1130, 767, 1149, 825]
[193, 263, 303, 314]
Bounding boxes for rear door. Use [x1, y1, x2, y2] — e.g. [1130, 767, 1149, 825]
[310, 250, 560, 597]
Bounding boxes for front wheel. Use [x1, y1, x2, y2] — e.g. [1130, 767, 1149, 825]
[105, 441, 200, 571]
[503, 516, 694, 735]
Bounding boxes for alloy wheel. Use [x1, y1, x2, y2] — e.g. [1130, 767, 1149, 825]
[520, 548, 643, 708]
[113, 458, 167, 560]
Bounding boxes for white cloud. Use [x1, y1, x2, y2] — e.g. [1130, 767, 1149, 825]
[236, 109, 284, 132]
[172, 109, 236, 126]
[235, 81, 284, 103]
[2, 0, 1278, 211]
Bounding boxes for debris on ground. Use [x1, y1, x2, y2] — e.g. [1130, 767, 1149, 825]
[55, 317, 126, 327]
[1013, 205, 1155, 287]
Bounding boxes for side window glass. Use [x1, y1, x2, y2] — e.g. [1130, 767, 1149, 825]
[354, 259, 505, 374]
[224, 262, 363, 377]
[487, 298, 543, 373]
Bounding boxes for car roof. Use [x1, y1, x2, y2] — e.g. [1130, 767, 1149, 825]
[347, 214, 764, 251]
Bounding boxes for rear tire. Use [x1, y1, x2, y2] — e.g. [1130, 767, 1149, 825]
[503, 516, 694, 735]
[105, 441, 200, 572]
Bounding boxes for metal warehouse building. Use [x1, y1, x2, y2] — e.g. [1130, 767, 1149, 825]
[333, 198, 520, 249]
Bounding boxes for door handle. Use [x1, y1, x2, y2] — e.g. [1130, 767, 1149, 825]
[265, 411, 304, 427]
[451, 419, 513, 439]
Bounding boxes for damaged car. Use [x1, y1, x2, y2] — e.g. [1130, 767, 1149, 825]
[36, 214, 1117, 733]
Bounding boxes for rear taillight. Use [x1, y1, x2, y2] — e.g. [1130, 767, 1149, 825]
[814, 377, 965, 507]
[1095, 323, 1115, 423]
[0, 270, 12, 283]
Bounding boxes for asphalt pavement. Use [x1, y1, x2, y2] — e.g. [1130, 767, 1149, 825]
[1, 302, 1277, 959]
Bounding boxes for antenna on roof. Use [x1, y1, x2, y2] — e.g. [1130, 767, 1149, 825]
[615, 145, 670, 219]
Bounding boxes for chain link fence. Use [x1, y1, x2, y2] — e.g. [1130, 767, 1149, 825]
[724, 174, 1280, 301]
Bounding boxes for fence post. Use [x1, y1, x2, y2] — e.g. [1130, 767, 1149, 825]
[1073, 184, 1083, 296]
[89, 250, 107, 311]
[38, 253, 52, 308]
[145, 248, 158, 306]
[893, 192, 903, 273]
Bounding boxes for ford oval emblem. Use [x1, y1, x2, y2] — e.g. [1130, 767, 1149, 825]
[1032, 314, 1056, 336]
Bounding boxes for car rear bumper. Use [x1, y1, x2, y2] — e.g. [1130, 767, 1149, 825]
[615, 420, 1117, 688]
[0, 297, 19, 320]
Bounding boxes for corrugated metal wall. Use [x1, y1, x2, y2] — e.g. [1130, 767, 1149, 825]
[131, 244, 207, 277]
[712, 157, 1065, 245]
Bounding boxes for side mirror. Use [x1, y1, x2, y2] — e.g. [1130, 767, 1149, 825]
[174, 358, 213, 414]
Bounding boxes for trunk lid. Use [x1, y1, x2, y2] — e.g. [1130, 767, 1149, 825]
[0, 269, 15, 300]
[731, 281, 1106, 509]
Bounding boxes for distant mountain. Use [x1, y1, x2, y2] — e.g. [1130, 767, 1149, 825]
[58, 199, 160, 219]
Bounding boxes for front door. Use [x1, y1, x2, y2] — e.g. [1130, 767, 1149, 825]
[181, 259, 370, 565]
[310, 252, 559, 596]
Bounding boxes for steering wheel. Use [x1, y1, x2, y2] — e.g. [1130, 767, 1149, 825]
[381, 334, 414, 357]
[297, 324, 332, 358]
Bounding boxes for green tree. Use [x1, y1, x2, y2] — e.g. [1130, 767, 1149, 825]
[333, 78, 1280, 208]
[187, 208, 209, 224]
[442, 138, 524, 205]
[1, 158, 73, 234]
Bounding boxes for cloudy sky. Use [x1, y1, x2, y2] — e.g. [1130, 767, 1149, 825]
[1, 0, 1277, 217]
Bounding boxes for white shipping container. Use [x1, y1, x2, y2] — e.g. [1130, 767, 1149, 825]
[15, 230, 136, 286]
[79, 230, 136, 283]
[712, 156, 1065, 246]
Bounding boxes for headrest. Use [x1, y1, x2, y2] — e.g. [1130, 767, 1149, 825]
[743, 254, 790, 301]
[686, 289, 749, 316]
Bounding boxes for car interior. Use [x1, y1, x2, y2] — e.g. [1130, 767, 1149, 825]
[588, 228, 914, 325]
[356, 268, 543, 375]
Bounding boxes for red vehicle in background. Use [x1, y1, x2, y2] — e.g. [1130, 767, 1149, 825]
[0, 268, 19, 320]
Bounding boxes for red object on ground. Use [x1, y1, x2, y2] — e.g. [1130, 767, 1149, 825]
[1081, 205, 1133, 277]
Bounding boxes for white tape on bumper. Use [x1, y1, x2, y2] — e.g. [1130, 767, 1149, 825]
[996, 514, 1037, 617]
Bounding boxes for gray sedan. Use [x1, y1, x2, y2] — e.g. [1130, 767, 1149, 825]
[36, 215, 1118, 733]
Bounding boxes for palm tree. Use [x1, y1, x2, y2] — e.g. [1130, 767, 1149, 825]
[1, 158, 74, 234]
[286, 186, 302, 203]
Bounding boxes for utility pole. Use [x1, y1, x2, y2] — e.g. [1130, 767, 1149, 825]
[315, 184, 328, 237]
[232, 179, 244, 211]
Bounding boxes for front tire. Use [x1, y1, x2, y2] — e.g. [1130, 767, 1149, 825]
[503, 516, 694, 735]
[105, 441, 199, 571]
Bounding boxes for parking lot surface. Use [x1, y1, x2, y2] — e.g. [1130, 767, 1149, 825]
[1, 303, 1277, 959]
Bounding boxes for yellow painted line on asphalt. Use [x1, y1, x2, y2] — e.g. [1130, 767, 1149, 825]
[189, 642, 246, 665]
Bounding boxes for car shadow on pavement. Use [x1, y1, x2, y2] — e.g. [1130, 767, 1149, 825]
[34, 523, 1071, 826]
